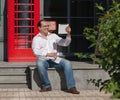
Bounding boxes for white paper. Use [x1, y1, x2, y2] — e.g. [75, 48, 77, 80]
[54, 57, 62, 63]
[58, 24, 69, 34]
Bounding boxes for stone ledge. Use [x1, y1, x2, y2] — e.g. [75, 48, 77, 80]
[28, 63, 109, 90]
[28, 61, 100, 70]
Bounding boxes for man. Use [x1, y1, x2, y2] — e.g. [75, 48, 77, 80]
[32, 19, 80, 94]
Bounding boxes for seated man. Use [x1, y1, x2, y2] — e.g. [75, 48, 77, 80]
[32, 19, 80, 94]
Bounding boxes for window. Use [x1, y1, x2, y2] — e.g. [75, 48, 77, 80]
[41, 0, 113, 54]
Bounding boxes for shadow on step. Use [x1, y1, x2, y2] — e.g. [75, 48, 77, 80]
[32, 68, 67, 90]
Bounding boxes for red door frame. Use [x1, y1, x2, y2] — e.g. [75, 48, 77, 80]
[8, 0, 40, 62]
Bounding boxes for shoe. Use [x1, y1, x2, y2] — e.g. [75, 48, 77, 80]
[67, 87, 80, 94]
[40, 86, 52, 92]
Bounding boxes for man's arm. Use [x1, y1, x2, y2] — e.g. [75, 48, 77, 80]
[46, 52, 57, 58]
[56, 26, 71, 47]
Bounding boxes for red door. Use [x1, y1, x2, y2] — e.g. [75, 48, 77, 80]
[8, 0, 40, 62]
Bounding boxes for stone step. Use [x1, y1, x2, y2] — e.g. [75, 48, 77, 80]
[0, 73, 26, 76]
[0, 76, 27, 83]
[0, 68, 27, 73]
[0, 84, 28, 88]
[28, 63, 110, 90]
[0, 61, 110, 90]
[0, 65, 29, 88]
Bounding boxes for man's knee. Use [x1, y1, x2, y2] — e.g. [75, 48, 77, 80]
[36, 59, 49, 69]
[62, 59, 72, 69]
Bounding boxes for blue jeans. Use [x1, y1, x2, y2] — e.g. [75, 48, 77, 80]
[36, 58, 75, 89]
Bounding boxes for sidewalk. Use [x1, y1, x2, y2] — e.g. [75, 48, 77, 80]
[0, 88, 116, 100]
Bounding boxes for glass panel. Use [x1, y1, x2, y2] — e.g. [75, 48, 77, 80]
[70, 18, 94, 35]
[70, 36, 94, 53]
[14, 35, 31, 48]
[71, 0, 94, 17]
[18, 0, 30, 3]
[18, 20, 30, 26]
[18, 12, 30, 18]
[18, 5, 30, 11]
[14, 0, 34, 49]
[15, 12, 34, 18]
[18, 27, 30, 33]
[44, 0, 67, 16]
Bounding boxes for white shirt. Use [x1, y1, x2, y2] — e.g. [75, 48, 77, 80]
[32, 32, 71, 63]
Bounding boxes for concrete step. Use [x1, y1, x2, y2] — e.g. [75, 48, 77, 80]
[28, 62, 110, 90]
[0, 67, 26, 73]
[0, 61, 110, 90]
[0, 76, 27, 83]
[0, 84, 28, 88]
[0, 73, 26, 76]
[0, 65, 29, 88]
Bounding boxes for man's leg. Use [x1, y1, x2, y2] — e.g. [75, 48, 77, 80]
[59, 58, 75, 89]
[59, 58, 80, 94]
[37, 58, 79, 94]
[36, 58, 51, 91]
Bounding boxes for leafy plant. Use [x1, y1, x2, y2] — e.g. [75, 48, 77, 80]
[76, 0, 120, 98]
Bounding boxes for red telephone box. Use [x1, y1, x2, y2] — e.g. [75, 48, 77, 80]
[8, 0, 40, 62]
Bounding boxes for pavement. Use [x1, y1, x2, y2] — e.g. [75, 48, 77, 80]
[0, 88, 118, 100]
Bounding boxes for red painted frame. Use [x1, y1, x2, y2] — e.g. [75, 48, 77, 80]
[8, 0, 40, 62]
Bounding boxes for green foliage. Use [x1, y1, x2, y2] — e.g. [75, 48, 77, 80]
[76, 0, 120, 98]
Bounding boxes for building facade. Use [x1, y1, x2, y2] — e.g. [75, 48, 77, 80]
[0, 0, 113, 62]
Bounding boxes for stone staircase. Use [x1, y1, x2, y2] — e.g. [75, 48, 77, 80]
[0, 62, 35, 88]
[0, 61, 110, 90]
[0, 67, 28, 88]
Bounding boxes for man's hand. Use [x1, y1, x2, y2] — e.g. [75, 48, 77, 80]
[46, 52, 57, 58]
[65, 26, 71, 34]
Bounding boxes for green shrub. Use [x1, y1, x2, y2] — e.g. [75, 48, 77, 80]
[76, 0, 120, 98]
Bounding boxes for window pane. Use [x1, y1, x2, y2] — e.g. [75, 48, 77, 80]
[70, 18, 94, 35]
[70, 36, 94, 53]
[44, 0, 67, 16]
[17, 0, 30, 3]
[71, 0, 94, 17]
